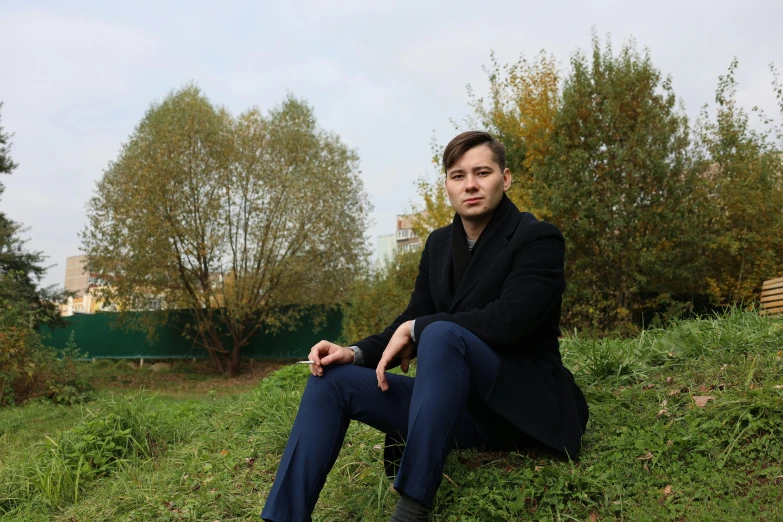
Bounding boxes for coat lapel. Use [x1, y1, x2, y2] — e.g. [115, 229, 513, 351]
[434, 227, 454, 311]
[449, 195, 520, 312]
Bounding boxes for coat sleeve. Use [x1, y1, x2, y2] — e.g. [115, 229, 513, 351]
[413, 223, 565, 350]
[352, 234, 438, 368]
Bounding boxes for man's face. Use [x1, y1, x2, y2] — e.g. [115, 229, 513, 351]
[444, 144, 512, 222]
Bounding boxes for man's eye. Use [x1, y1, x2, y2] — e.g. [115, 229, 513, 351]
[452, 175, 463, 180]
[479, 171, 490, 176]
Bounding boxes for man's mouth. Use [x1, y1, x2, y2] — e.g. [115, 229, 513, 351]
[464, 197, 482, 204]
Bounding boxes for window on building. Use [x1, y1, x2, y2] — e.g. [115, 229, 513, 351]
[397, 229, 414, 240]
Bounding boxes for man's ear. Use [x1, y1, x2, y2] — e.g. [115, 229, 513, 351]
[503, 168, 512, 191]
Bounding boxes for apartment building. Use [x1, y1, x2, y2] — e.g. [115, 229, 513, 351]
[376, 233, 396, 265]
[375, 212, 424, 267]
[61, 254, 107, 315]
[395, 214, 421, 253]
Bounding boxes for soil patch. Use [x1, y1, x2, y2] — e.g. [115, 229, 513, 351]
[90, 359, 289, 397]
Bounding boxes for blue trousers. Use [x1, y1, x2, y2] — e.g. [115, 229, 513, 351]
[260, 321, 527, 522]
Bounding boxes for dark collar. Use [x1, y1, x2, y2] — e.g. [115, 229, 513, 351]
[449, 194, 519, 310]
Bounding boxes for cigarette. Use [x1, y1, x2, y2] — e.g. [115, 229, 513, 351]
[296, 360, 314, 364]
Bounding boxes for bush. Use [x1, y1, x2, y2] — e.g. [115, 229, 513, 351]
[340, 248, 420, 344]
[0, 301, 92, 406]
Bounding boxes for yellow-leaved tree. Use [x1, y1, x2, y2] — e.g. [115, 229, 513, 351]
[469, 51, 560, 218]
[411, 52, 561, 239]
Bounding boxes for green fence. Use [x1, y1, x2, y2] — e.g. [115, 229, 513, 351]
[41, 308, 343, 360]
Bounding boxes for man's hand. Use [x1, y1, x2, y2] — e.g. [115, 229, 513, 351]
[307, 340, 354, 377]
[376, 320, 415, 392]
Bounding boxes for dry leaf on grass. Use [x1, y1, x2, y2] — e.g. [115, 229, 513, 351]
[219, 449, 229, 456]
[442, 473, 458, 486]
[588, 513, 598, 522]
[692, 395, 716, 408]
[637, 452, 653, 460]
[657, 484, 674, 504]
[773, 384, 783, 389]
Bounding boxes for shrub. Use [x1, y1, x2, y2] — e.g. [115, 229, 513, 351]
[340, 248, 420, 344]
[0, 301, 92, 406]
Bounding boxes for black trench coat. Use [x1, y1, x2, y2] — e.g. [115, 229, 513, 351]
[352, 195, 589, 471]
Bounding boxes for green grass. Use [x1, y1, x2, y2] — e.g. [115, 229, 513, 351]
[1, 309, 782, 520]
[0, 401, 82, 467]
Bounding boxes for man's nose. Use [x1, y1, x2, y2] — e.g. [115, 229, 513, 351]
[464, 174, 478, 190]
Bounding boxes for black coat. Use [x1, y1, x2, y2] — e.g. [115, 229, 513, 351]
[353, 195, 589, 457]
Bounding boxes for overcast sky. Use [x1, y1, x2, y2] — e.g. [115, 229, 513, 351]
[1, 0, 781, 288]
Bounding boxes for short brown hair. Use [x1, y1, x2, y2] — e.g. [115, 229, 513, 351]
[442, 131, 506, 173]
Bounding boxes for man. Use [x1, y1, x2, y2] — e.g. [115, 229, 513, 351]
[261, 131, 589, 522]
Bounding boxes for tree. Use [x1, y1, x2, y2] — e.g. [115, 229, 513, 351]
[692, 59, 783, 304]
[427, 40, 783, 332]
[0, 103, 68, 329]
[409, 137, 455, 240]
[412, 52, 561, 240]
[83, 85, 371, 376]
[0, 103, 18, 185]
[0, 103, 85, 406]
[537, 36, 696, 332]
[340, 248, 420, 344]
[0, 217, 48, 311]
[469, 51, 560, 218]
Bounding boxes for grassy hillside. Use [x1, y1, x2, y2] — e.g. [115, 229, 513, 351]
[1, 309, 782, 521]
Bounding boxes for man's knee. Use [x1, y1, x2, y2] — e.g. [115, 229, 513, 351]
[303, 363, 366, 407]
[417, 321, 468, 361]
